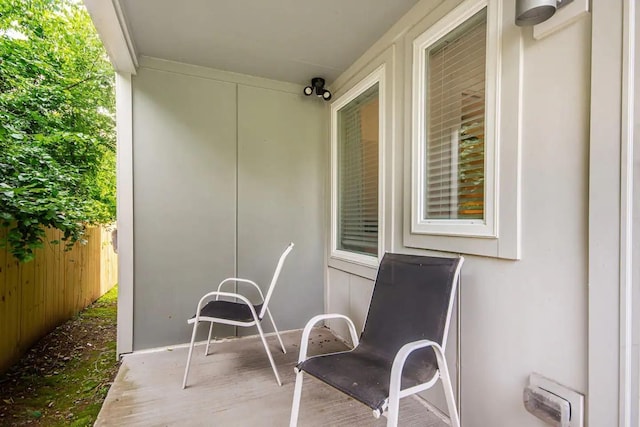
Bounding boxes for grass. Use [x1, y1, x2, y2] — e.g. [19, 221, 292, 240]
[0, 286, 119, 426]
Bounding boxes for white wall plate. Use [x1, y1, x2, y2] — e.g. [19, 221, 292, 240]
[533, 0, 590, 40]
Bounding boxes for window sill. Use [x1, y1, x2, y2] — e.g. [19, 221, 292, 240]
[327, 255, 379, 281]
[403, 231, 519, 260]
[411, 220, 497, 238]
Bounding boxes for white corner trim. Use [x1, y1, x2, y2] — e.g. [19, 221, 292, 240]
[112, 0, 138, 68]
[115, 73, 134, 356]
[84, 0, 137, 73]
[533, 0, 590, 40]
[588, 0, 637, 425]
[618, 0, 635, 424]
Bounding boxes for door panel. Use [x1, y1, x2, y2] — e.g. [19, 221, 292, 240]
[132, 68, 237, 349]
[237, 85, 326, 335]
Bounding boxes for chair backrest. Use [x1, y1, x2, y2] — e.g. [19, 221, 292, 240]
[359, 253, 463, 361]
[259, 242, 295, 318]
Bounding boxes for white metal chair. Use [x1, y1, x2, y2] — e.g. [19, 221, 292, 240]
[182, 242, 294, 388]
[289, 253, 464, 427]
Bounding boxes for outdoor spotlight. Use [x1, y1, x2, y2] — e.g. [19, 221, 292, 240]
[516, 0, 573, 26]
[303, 77, 332, 101]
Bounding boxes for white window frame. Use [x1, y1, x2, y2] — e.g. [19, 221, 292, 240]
[330, 65, 385, 268]
[411, 0, 501, 238]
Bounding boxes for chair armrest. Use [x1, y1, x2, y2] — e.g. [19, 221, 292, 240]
[188, 291, 258, 324]
[215, 278, 265, 302]
[297, 314, 360, 364]
[389, 339, 446, 395]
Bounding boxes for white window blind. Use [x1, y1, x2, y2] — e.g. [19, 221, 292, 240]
[337, 83, 379, 256]
[424, 8, 487, 220]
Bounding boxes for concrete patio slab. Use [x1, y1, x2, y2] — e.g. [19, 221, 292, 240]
[96, 328, 448, 426]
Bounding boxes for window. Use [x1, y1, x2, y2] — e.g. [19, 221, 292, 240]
[331, 67, 384, 266]
[424, 9, 486, 221]
[411, 0, 497, 238]
[338, 85, 379, 256]
[406, 0, 521, 260]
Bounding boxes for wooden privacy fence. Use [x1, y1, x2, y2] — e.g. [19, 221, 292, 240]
[0, 226, 118, 373]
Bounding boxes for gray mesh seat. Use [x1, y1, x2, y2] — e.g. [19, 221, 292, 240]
[194, 300, 264, 323]
[289, 253, 463, 427]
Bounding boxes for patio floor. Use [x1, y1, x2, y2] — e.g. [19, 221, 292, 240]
[95, 328, 449, 426]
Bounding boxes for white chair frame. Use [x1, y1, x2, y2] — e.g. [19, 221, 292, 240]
[289, 257, 463, 427]
[182, 242, 294, 388]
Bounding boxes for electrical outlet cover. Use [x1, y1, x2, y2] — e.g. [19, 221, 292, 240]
[529, 373, 584, 427]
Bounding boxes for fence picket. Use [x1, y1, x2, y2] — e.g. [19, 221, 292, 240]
[0, 226, 118, 373]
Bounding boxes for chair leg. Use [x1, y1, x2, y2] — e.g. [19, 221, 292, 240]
[432, 345, 460, 427]
[438, 365, 460, 427]
[256, 321, 282, 386]
[204, 322, 214, 356]
[386, 390, 400, 427]
[266, 308, 286, 354]
[289, 371, 304, 427]
[182, 320, 199, 389]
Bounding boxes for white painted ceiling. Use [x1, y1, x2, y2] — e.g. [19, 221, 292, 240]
[118, 0, 419, 85]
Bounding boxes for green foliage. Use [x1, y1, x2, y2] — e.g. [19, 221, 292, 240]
[0, 0, 116, 262]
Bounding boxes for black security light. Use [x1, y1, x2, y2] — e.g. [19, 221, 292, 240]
[304, 77, 332, 101]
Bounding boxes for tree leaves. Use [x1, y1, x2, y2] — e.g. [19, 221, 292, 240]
[0, 0, 116, 262]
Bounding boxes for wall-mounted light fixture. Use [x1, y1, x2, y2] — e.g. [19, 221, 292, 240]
[515, 0, 574, 27]
[304, 77, 332, 101]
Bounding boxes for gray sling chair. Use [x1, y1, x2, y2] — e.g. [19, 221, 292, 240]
[289, 253, 463, 427]
[182, 242, 294, 388]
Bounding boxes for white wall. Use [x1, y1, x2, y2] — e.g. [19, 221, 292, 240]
[325, 1, 591, 425]
[130, 58, 326, 350]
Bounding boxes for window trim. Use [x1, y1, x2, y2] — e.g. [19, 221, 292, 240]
[330, 65, 386, 268]
[411, 0, 500, 238]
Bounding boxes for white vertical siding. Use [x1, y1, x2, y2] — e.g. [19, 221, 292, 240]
[325, 1, 591, 425]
